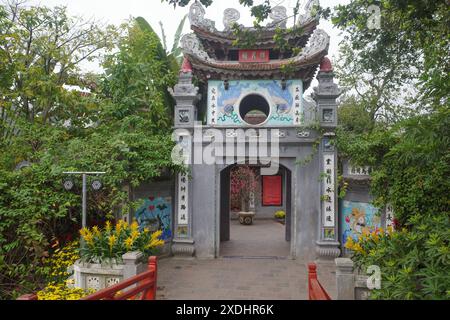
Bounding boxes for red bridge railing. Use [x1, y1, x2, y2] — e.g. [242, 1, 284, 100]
[16, 294, 38, 300]
[308, 263, 331, 300]
[82, 256, 158, 300]
[16, 256, 158, 301]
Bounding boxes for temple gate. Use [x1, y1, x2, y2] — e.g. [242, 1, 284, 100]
[169, 2, 341, 261]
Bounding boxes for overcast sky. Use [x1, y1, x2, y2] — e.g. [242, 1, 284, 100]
[29, 0, 351, 92]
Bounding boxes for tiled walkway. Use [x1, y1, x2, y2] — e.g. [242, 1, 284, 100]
[156, 257, 336, 300]
[157, 219, 336, 300]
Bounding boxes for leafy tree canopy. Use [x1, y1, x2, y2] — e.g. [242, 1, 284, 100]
[0, 1, 183, 299]
[332, 0, 449, 299]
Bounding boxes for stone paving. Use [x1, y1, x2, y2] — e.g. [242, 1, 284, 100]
[156, 257, 336, 300]
[157, 219, 336, 300]
[220, 219, 290, 257]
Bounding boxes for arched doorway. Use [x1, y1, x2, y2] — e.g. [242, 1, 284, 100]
[219, 163, 292, 257]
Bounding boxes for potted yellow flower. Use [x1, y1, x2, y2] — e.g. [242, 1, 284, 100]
[274, 210, 286, 224]
[73, 220, 164, 291]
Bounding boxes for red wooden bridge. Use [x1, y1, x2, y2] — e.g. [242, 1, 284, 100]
[18, 257, 331, 300]
[307, 263, 331, 300]
[17, 256, 158, 301]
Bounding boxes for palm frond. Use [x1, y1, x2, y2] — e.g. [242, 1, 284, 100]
[159, 21, 168, 53]
[170, 14, 187, 55]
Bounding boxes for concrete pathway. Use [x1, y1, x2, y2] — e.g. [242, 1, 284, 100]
[157, 219, 336, 300]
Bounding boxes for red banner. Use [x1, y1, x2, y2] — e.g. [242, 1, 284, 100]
[262, 175, 282, 206]
[239, 49, 270, 63]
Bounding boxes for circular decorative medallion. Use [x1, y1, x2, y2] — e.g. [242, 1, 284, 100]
[63, 179, 74, 191]
[91, 180, 102, 191]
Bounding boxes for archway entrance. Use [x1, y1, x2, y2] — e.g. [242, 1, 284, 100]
[219, 164, 292, 258]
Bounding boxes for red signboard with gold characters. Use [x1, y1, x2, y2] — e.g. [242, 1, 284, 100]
[262, 175, 282, 206]
[239, 49, 270, 63]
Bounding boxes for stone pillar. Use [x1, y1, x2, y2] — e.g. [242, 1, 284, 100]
[335, 258, 355, 300]
[122, 251, 146, 280]
[169, 58, 200, 257]
[314, 57, 341, 259]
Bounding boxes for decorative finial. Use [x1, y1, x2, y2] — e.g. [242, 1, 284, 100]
[180, 57, 193, 74]
[320, 57, 333, 72]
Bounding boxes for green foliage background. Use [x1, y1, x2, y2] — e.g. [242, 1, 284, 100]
[0, 2, 182, 299]
[334, 0, 449, 299]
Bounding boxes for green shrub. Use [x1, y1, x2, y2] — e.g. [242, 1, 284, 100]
[346, 214, 450, 300]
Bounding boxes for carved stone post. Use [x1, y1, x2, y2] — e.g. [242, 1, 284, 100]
[335, 258, 355, 300]
[314, 57, 341, 259]
[169, 58, 200, 257]
[122, 251, 146, 281]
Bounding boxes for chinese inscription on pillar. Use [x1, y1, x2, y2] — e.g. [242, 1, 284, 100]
[293, 84, 302, 125]
[385, 204, 394, 229]
[208, 85, 218, 125]
[323, 154, 335, 228]
[176, 134, 191, 235]
[178, 172, 189, 226]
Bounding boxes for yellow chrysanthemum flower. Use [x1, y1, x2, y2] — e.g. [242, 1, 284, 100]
[92, 226, 100, 236]
[79, 227, 88, 237]
[105, 221, 112, 232]
[124, 237, 134, 250]
[146, 238, 164, 249]
[130, 220, 139, 232]
[80, 228, 94, 245]
[353, 243, 366, 254]
[115, 220, 123, 234]
[131, 230, 140, 240]
[345, 236, 354, 250]
[371, 231, 379, 243]
[108, 235, 117, 251]
[151, 230, 163, 241]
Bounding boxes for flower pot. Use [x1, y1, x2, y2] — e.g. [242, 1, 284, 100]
[238, 211, 255, 225]
[73, 251, 146, 291]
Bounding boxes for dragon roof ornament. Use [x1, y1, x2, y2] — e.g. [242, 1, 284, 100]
[189, 1, 217, 33]
[180, 33, 212, 62]
[297, 0, 320, 26]
[181, 27, 329, 68]
[291, 28, 329, 62]
[268, 6, 288, 28]
[223, 8, 241, 31]
[190, 2, 306, 33]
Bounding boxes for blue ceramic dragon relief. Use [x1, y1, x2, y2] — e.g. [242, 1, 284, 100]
[208, 80, 301, 126]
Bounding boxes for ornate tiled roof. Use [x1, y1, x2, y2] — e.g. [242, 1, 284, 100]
[190, 18, 319, 50]
[181, 28, 330, 87]
[182, 1, 328, 88]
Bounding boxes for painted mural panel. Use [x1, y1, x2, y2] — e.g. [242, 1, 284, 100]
[135, 197, 172, 241]
[341, 200, 381, 244]
[207, 79, 303, 126]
